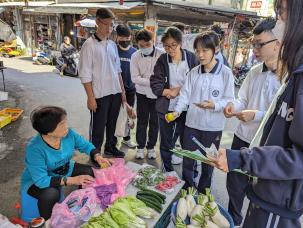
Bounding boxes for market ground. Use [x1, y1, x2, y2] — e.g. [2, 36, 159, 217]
[0, 57, 300, 226]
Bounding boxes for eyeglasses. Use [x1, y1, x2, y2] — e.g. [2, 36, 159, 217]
[252, 39, 277, 49]
[163, 43, 179, 50]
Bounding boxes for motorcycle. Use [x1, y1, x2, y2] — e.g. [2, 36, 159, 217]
[55, 51, 79, 77]
[233, 64, 250, 87]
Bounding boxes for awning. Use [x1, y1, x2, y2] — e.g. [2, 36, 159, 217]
[22, 1, 143, 15]
[0, 1, 54, 7]
[152, 0, 258, 17]
[51, 1, 143, 9]
[22, 6, 88, 14]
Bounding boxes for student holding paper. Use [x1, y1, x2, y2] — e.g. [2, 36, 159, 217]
[169, 31, 235, 193]
[210, 0, 303, 227]
[223, 18, 281, 226]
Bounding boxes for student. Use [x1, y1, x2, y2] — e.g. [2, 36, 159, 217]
[223, 17, 281, 226]
[210, 0, 303, 227]
[78, 8, 126, 158]
[170, 31, 235, 193]
[21, 106, 110, 220]
[172, 22, 196, 53]
[150, 27, 199, 172]
[210, 24, 230, 67]
[115, 24, 137, 148]
[130, 29, 164, 159]
[170, 23, 196, 166]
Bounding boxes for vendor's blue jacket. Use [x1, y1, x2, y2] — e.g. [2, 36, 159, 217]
[21, 128, 95, 192]
[227, 64, 303, 219]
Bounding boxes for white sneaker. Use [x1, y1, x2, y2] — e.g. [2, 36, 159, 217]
[122, 139, 137, 148]
[136, 148, 145, 159]
[147, 149, 157, 159]
[171, 154, 183, 165]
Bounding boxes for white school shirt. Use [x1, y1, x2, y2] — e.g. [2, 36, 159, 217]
[168, 51, 190, 111]
[174, 62, 235, 131]
[130, 47, 164, 99]
[233, 63, 281, 143]
[78, 34, 122, 99]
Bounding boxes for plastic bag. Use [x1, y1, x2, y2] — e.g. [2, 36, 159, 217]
[50, 188, 99, 228]
[115, 105, 128, 137]
[88, 159, 137, 203]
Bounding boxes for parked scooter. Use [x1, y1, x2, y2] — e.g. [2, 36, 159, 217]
[55, 51, 79, 77]
[233, 64, 250, 87]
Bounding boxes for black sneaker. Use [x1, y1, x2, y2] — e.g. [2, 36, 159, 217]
[104, 147, 125, 158]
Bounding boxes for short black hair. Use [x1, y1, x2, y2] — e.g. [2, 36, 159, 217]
[253, 17, 277, 35]
[193, 31, 219, 54]
[116, 24, 131, 37]
[135, 29, 153, 42]
[210, 24, 225, 40]
[171, 22, 186, 33]
[161, 26, 183, 44]
[30, 106, 67, 135]
[96, 8, 115, 19]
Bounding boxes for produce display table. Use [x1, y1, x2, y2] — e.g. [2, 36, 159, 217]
[125, 161, 185, 228]
[45, 161, 184, 228]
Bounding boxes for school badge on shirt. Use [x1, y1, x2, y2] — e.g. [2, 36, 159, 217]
[212, 89, 219, 97]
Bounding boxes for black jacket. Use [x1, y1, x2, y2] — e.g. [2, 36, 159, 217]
[228, 64, 303, 219]
[150, 49, 199, 115]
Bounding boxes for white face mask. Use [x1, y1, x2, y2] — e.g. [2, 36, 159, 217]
[140, 46, 154, 56]
[272, 19, 286, 43]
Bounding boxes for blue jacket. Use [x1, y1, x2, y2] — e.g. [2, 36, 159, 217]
[21, 128, 95, 192]
[227, 64, 303, 219]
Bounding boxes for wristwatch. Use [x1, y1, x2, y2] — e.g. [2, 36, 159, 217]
[63, 176, 68, 186]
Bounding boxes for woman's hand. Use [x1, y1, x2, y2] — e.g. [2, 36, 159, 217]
[94, 154, 111, 168]
[207, 149, 229, 172]
[195, 100, 215, 110]
[235, 110, 256, 122]
[224, 102, 235, 118]
[165, 111, 179, 123]
[69, 175, 95, 186]
[163, 87, 181, 99]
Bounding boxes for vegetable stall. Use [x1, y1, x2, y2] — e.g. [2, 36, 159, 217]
[44, 159, 233, 228]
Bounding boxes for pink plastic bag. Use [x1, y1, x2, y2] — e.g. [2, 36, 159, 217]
[88, 159, 137, 203]
[50, 188, 99, 228]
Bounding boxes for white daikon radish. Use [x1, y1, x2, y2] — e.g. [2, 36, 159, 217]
[206, 195, 230, 228]
[186, 187, 197, 216]
[190, 194, 207, 225]
[206, 220, 220, 228]
[187, 225, 200, 228]
[177, 189, 188, 221]
[175, 216, 186, 228]
[192, 212, 220, 228]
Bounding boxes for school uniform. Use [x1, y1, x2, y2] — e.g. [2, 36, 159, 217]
[174, 61, 235, 192]
[226, 63, 281, 225]
[151, 49, 199, 172]
[130, 46, 164, 150]
[117, 46, 137, 141]
[78, 34, 123, 155]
